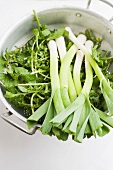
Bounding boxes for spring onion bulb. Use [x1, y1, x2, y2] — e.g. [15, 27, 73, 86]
[56, 36, 77, 103]
[73, 34, 87, 95]
[48, 40, 64, 113]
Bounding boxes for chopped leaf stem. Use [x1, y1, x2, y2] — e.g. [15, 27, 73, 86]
[18, 83, 50, 86]
[33, 10, 41, 32]
[31, 92, 37, 113]
[31, 41, 36, 72]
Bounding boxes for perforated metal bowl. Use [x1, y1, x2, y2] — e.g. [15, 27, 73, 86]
[1, 6, 113, 134]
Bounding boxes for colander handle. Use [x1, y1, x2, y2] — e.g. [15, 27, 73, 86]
[1, 112, 38, 135]
[87, 0, 113, 23]
[87, 0, 113, 9]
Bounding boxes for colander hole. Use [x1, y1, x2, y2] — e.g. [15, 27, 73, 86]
[76, 13, 81, 17]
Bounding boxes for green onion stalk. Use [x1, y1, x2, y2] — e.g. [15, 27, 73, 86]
[50, 39, 103, 142]
[56, 36, 77, 103]
[65, 27, 113, 116]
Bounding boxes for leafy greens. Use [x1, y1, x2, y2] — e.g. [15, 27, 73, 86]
[1, 10, 113, 142]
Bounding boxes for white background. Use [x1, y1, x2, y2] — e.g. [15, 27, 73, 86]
[0, 1, 113, 170]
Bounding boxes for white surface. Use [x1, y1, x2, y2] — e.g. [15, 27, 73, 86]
[0, 1, 113, 170]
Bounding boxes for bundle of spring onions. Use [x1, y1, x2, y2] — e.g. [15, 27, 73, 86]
[1, 11, 113, 142]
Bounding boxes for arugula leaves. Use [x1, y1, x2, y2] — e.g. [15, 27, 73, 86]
[0, 12, 68, 119]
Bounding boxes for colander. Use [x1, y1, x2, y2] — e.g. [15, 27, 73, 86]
[1, 1, 113, 135]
